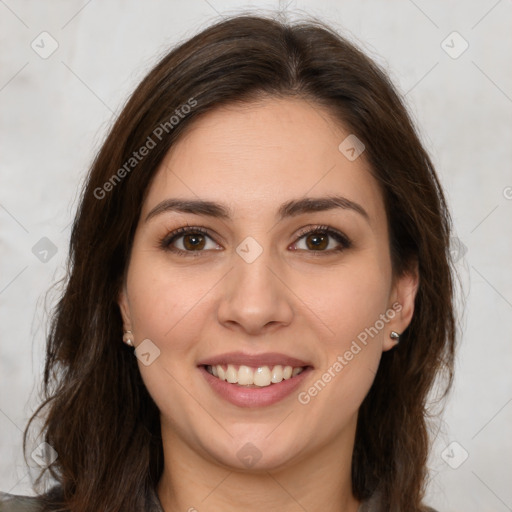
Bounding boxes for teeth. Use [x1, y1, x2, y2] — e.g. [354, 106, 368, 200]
[226, 365, 237, 383]
[238, 365, 253, 385]
[206, 364, 305, 387]
[253, 366, 272, 387]
[271, 365, 283, 383]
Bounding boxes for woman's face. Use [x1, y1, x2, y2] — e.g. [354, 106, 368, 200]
[119, 97, 418, 471]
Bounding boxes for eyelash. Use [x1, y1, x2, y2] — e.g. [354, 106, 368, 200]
[159, 224, 352, 257]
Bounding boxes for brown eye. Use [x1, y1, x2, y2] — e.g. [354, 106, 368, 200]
[182, 233, 206, 250]
[293, 225, 352, 253]
[304, 232, 329, 251]
[161, 226, 220, 255]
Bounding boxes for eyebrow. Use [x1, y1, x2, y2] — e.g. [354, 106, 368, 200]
[145, 195, 370, 224]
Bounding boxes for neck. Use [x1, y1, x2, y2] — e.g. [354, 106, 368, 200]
[156, 417, 360, 512]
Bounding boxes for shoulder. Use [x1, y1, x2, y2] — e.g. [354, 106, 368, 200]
[0, 491, 44, 512]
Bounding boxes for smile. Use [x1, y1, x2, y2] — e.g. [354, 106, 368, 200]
[199, 363, 313, 408]
[205, 364, 305, 387]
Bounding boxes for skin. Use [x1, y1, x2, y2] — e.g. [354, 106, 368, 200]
[118, 97, 419, 512]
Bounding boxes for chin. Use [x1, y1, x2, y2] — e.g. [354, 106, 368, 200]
[201, 431, 305, 473]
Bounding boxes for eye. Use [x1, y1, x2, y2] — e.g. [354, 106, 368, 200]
[160, 224, 351, 257]
[291, 225, 352, 253]
[160, 226, 221, 255]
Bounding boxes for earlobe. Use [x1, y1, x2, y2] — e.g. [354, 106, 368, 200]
[118, 288, 135, 346]
[384, 261, 420, 351]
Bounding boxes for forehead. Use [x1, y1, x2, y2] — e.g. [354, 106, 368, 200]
[142, 97, 385, 228]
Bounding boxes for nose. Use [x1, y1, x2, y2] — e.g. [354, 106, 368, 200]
[216, 249, 294, 336]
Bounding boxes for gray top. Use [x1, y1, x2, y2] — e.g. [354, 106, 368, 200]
[0, 493, 42, 512]
[0, 486, 436, 511]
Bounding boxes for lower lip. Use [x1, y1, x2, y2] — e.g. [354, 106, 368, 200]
[199, 366, 313, 408]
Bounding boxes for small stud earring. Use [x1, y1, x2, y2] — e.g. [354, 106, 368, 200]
[390, 331, 400, 343]
[123, 330, 134, 347]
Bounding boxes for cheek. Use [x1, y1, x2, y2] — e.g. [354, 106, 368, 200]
[291, 256, 390, 411]
[125, 253, 214, 417]
[296, 259, 391, 346]
[126, 252, 213, 341]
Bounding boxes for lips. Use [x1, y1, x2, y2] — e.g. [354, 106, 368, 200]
[199, 365, 312, 408]
[197, 351, 313, 407]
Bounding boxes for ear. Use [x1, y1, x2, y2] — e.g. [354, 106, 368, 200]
[118, 285, 133, 331]
[383, 259, 420, 352]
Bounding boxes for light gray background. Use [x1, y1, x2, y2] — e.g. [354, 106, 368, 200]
[1, 1, 511, 510]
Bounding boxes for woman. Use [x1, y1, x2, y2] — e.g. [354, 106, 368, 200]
[1, 13, 456, 512]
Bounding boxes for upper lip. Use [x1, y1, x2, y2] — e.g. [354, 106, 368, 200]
[198, 352, 312, 368]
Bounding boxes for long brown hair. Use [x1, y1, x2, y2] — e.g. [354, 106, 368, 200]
[24, 13, 457, 512]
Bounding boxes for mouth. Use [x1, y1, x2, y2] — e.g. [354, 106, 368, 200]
[198, 354, 313, 408]
[197, 352, 313, 408]
[202, 363, 309, 388]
